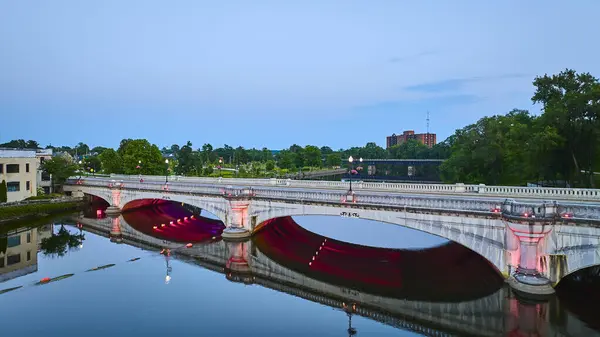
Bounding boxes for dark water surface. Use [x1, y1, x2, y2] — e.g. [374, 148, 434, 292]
[1, 204, 599, 337]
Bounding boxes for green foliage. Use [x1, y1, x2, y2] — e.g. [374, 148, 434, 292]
[304, 145, 322, 167]
[41, 156, 79, 190]
[0, 201, 80, 219]
[326, 153, 342, 167]
[40, 225, 84, 257]
[98, 149, 122, 174]
[25, 193, 63, 200]
[532, 69, 600, 187]
[0, 139, 39, 149]
[265, 160, 276, 171]
[118, 139, 164, 175]
[0, 180, 7, 203]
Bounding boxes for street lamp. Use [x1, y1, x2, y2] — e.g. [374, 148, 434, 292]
[136, 160, 142, 181]
[165, 159, 169, 183]
[218, 158, 223, 177]
[347, 156, 363, 193]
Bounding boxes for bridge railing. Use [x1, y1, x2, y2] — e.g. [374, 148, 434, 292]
[70, 174, 600, 201]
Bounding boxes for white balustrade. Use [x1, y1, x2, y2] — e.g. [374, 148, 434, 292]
[71, 174, 600, 202]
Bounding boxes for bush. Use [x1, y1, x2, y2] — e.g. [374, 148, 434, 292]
[0, 201, 80, 219]
[25, 193, 63, 201]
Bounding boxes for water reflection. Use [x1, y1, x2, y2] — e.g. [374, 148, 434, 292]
[0, 204, 599, 336]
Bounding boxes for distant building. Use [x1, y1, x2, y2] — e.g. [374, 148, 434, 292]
[36, 149, 53, 195]
[386, 131, 436, 149]
[0, 149, 38, 202]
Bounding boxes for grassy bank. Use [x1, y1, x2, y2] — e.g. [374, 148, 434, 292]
[0, 200, 82, 225]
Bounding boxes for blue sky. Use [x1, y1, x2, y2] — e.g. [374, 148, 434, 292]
[1, 0, 598, 150]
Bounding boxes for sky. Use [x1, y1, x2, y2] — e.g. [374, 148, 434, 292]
[1, 0, 599, 150]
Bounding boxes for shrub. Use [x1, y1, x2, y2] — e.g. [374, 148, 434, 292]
[0, 201, 80, 219]
[0, 180, 6, 203]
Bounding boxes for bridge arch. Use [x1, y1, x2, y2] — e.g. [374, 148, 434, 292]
[251, 201, 508, 277]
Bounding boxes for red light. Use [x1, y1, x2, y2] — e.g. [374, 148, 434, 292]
[161, 224, 166, 227]
[523, 213, 529, 217]
[308, 262, 312, 266]
[186, 243, 193, 248]
[153, 226, 158, 230]
[170, 221, 174, 225]
[184, 217, 188, 221]
[191, 215, 195, 220]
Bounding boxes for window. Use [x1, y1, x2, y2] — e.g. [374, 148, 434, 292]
[26, 163, 30, 172]
[27, 251, 31, 261]
[7, 235, 21, 248]
[42, 171, 51, 181]
[40, 157, 45, 164]
[7, 182, 20, 192]
[26, 232, 31, 243]
[0, 258, 4, 268]
[7, 254, 21, 266]
[26, 181, 30, 191]
[6, 164, 19, 173]
[0, 164, 3, 173]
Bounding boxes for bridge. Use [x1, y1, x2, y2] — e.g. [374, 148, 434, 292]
[69, 212, 600, 337]
[63, 174, 600, 297]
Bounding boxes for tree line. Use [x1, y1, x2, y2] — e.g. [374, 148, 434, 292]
[3, 69, 599, 187]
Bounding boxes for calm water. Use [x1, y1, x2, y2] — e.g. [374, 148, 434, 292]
[1, 204, 599, 337]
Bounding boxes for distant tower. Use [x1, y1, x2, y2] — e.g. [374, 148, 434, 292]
[426, 111, 430, 134]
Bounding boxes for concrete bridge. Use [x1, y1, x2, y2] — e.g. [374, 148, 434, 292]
[69, 214, 600, 337]
[63, 175, 600, 297]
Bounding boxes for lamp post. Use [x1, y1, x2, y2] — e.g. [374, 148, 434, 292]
[218, 158, 223, 177]
[347, 156, 363, 193]
[165, 159, 169, 183]
[78, 160, 83, 179]
[136, 160, 142, 181]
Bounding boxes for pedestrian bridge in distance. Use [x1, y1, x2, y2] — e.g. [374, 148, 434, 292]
[70, 213, 600, 337]
[64, 175, 600, 297]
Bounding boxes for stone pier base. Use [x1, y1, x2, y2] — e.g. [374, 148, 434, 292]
[507, 274, 555, 298]
[221, 227, 252, 240]
[105, 206, 121, 215]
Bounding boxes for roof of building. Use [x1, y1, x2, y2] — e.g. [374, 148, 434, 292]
[0, 148, 36, 158]
[36, 149, 53, 156]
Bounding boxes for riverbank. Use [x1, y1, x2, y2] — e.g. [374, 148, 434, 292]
[0, 197, 83, 225]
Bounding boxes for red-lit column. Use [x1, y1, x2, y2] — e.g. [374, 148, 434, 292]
[225, 240, 253, 284]
[506, 220, 554, 296]
[106, 188, 122, 215]
[109, 216, 123, 243]
[222, 199, 252, 240]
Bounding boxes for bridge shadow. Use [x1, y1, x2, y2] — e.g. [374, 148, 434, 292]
[254, 216, 504, 302]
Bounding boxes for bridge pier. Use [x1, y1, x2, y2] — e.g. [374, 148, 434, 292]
[225, 240, 254, 284]
[109, 216, 123, 243]
[506, 220, 555, 297]
[222, 199, 252, 240]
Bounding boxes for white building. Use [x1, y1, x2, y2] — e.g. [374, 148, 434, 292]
[36, 149, 53, 194]
[0, 149, 38, 202]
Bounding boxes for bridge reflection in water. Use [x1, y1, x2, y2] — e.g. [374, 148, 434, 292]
[75, 201, 600, 337]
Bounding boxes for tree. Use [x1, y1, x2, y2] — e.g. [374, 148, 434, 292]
[0, 180, 7, 203]
[326, 153, 342, 167]
[0, 139, 38, 149]
[277, 150, 295, 169]
[304, 145, 322, 167]
[320, 146, 333, 155]
[261, 147, 273, 162]
[74, 142, 90, 156]
[83, 156, 102, 174]
[532, 69, 600, 187]
[118, 139, 164, 175]
[201, 143, 214, 163]
[41, 156, 79, 192]
[91, 146, 109, 155]
[176, 141, 199, 175]
[40, 225, 84, 257]
[265, 160, 276, 171]
[98, 149, 122, 174]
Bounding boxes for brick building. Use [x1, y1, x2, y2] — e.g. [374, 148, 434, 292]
[386, 130, 436, 149]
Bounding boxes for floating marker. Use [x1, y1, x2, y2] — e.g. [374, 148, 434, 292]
[0, 286, 22, 295]
[86, 264, 116, 272]
[35, 274, 74, 285]
[128, 258, 141, 262]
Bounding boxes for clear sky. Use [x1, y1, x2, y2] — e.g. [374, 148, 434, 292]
[1, 0, 598, 150]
